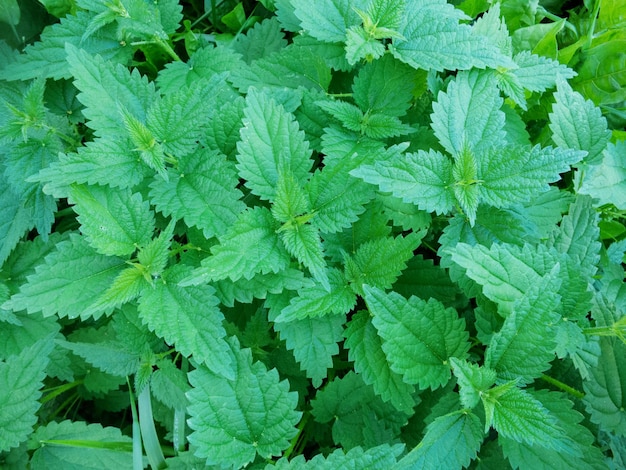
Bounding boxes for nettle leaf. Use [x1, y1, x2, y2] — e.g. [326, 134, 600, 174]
[187, 336, 301, 468]
[352, 53, 418, 117]
[390, 0, 511, 72]
[397, 410, 484, 469]
[431, 68, 506, 156]
[0, 181, 32, 265]
[275, 269, 356, 322]
[236, 89, 312, 201]
[478, 145, 585, 209]
[311, 371, 408, 449]
[271, 170, 311, 223]
[345, 232, 422, 296]
[29, 420, 132, 469]
[0, 11, 132, 81]
[482, 383, 578, 454]
[512, 50, 575, 92]
[59, 335, 140, 378]
[232, 18, 288, 64]
[450, 358, 497, 409]
[34, 138, 151, 198]
[272, 443, 404, 469]
[363, 285, 470, 390]
[150, 148, 245, 239]
[274, 312, 345, 387]
[344, 310, 416, 414]
[549, 77, 610, 165]
[139, 265, 232, 379]
[181, 207, 290, 285]
[579, 140, 626, 210]
[0, 337, 53, 452]
[65, 44, 154, 137]
[450, 242, 543, 315]
[69, 184, 154, 257]
[345, 26, 386, 65]
[485, 267, 561, 384]
[352, 149, 455, 215]
[279, 223, 329, 289]
[500, 390, 608, 470]
[5, 234, 127, 320]
[291, 0, 367, 43]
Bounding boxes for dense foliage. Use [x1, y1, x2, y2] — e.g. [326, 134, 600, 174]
[1, 0, 625, 468]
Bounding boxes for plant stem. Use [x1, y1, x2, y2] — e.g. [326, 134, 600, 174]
[540, 374, 585, 399]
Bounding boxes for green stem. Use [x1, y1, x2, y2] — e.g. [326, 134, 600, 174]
[38, 439, 134, 452]
[283, 412, 310, 460]
[127, 378, 143, 470]
[540, 374, 585, 399]
[41, 380, 84, 404]
[586, 0, 601, 49]
[138, 384, 166, 469]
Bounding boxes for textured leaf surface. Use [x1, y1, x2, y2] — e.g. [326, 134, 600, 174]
[29, 420, 132, 469]
[5, 234, 126, 320]
[549, 77, 610, 165]
[187, 337, 301, 468]
[236, 90, 311, 201]
[66, 44, 154, 137]
[352, 149, 455, 215]
[278, 223, 329, 289]
[344, 310, 416, 413]
[482, 383, 576, 453]
[274, 313, 345, 387]
[485, 267, 561, 383]
[397, 411, 483, 469]
[0, 337, 53, 452]
[69, 184, 154, 256]
[363, 285, 470, 390]
[291, 0, 366, 43]
[149, 148, 244, 239]
[579, 141, 626, 209]
[390, 0, 510, 71]
[139, 265, 232, 379]
[431, 69, 506, 156]
[182, 207, 290, 285]
[271, 443, 404, 469]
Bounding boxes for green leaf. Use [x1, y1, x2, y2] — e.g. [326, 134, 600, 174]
[390, 0, 512, 72]
[0, 182, 32, 265]
[482, 382, 577, 454]
[513, 50, 576, 92]
[345, 233, 422, 296]
[69, 184, 154, 257]
[311, 371, 408, 449]
[344, 310, 416, 413]
[291, 0, 367, 43]
[59, 336, 140, 378]
[29, 420, 132, 469]
[352, 53, 418, 117]
[5, 234, 127, 320]
[181, 207, 290, 285]
[0, 11, 132, 81]
[279, 222, 329, 289]
[450, 358, 497, 409]
[33, 138, 150, 198]
[500, 389, 609, 470]
[485, 267, 561, 383]
[549, 77, 611, 165]
[352, 149, 455, 215]
[272, 444, 404, 469]
[579, 140, 626, 210]
[149, 148, 245, 239]
[363, 285, 470, 390]
[0, 0, 20, 26]
[65, 44, 154, 137]
[450, 242, 543, 315]
[85, 266, 148, 315]
[0, 337, 53, 452]
[236, 89, 312, 201]
[478, 145, 585, 209]
[397, 410, 484, 469]
[187, 336, 301, 468]
[275, 269, 356, 322]
[345, 26, 386, 65]
[274, 312, 345, 387]
[232, 18, 287, 64]
[431, 69, 506, 156]
[271, 170, 311, 223]
[139, 265, 232, 379]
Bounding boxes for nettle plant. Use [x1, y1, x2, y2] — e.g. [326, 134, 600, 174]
[1, 0, 625, 468]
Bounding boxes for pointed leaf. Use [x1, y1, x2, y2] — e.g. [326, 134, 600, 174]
[291, 0, 367, 43]
[187, 337, 301, 468]
[0, 337, 53, 452]
[69, 184, 154, 257]
[579, 141, 626, 210]
[236, 89, 312, 201]
[139, 265, 231, 379]
[363, 285, 470, 390]
[279, 223, 329, 289]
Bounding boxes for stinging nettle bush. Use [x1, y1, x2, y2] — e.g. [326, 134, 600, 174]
[1, 0, 625, 468]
